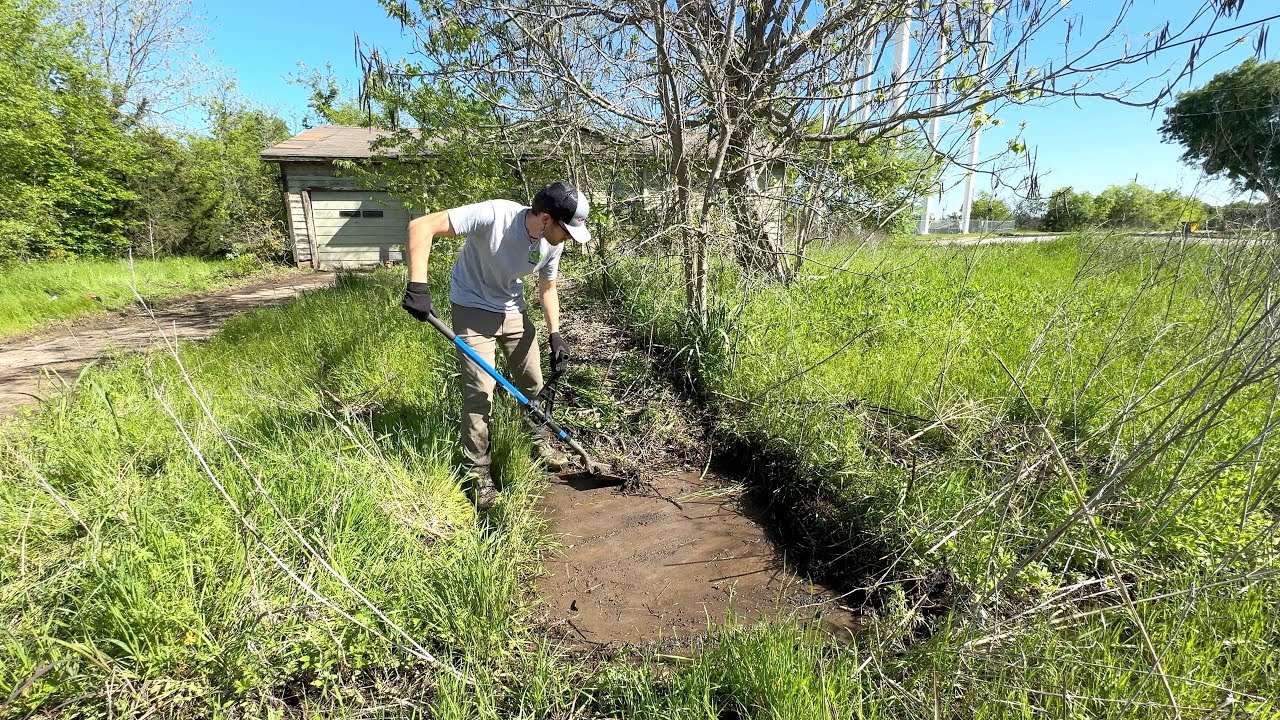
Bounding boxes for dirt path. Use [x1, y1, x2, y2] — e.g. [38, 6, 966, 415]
[0, 272, 336, 418]
[536, 283, 859, 649]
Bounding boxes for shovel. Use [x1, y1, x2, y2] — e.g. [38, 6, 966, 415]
[423, 311, 609, 475]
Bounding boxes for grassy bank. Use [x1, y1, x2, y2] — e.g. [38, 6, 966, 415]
[0, 257, 282, 338]
[0, 268, 557, 716]
[3, 241, 1276, 718]
[598, 233, 1280, 714]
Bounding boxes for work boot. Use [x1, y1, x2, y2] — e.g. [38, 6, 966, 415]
[465, 466, 500, 511]
[532, 427, 572, 471]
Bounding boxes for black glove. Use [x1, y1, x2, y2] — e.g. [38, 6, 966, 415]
[401, 281, 436, 321]
[548, 331, 571, 371]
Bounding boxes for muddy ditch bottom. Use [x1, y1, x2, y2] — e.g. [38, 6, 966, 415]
[536, 466, 863, 650]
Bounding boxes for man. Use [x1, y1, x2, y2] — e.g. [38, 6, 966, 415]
[400, 181, 592, 510]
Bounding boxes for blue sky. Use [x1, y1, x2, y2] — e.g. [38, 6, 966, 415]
[203, 1, 1276, 209]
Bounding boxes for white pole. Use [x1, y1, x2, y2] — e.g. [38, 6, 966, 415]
[959, 130, 982, 234]
[920, 24, 948, 235]
[860, 36, 875, 125]
[959, 8, 990, 235]
[891, 19, 911, 117]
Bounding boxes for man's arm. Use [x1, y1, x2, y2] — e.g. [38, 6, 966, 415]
[406, 211, 455, 283]
[538, 278, 560, 334]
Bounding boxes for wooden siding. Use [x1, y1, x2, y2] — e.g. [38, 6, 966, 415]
[281, 162, 410, 270]
[311, 191, 411, 246]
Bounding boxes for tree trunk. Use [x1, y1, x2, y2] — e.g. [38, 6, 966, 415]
[725, 160, 789, 282]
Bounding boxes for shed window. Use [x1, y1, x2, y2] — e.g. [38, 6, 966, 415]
[339, 210, 360, 218]
[362, 210, 384, 218]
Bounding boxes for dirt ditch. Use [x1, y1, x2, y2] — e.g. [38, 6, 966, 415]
[534, 281, 863, 649]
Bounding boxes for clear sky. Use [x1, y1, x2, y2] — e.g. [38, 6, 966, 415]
[942, 1, 1279, 211]
[201, 0, 1276, 209]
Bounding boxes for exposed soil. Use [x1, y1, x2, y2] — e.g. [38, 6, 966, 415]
[535, 280, 862, 649]
[539, 467, 862, 649]
[0, 272, 336, 419]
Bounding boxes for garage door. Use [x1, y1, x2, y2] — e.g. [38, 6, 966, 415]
[310, 191, 411, 267]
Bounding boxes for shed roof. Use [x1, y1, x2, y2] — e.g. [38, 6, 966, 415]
[260, 125, 422, 162]
[261, 124, 655, 163]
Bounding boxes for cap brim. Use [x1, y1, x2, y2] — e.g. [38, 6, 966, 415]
[566, 222, 591, 243]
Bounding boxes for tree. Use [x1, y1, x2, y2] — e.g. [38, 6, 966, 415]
[290, 62, 401, 128]
[364, 0, 1265, 318]
[1043, 187, 1096, 232]
[971, 192, 1014, 222]
[0, 0, 143, 261]
[55, 0, 217, 125]
[1160, 59, 1280, 212]
[184, 102, 292, 259]
[1014, 193, 1047, 230]
[1214, 199, 1269, 230]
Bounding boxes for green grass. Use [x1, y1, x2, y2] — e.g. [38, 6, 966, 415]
[0, 267, 555, 716]
[2, 239, 1277, 718]
[0, 256, 283, 338]
[606, 236, 1279, 576]
[596, 233, 1280, 715]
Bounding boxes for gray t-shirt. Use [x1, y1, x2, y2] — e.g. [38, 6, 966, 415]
[447, 199, 563, 313]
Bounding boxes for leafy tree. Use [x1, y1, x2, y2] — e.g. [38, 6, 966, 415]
[1013, 193, 1047, 230]
[1160, 59, 1280, 208]
[791, 130, 940, 242]
[1097, 183, 1157, 228]
[1157, 188, 1209, 226]
[1213, 199, 1269, 229]
[971, 192, 1014, 221]
[1043, 187, 1097, 232]
[0, 0, 142, 261]
[1087, 182, 1207, 229]
[185, 102, 292, 259]
[291, 62, 398, 128]
[127, 127, 201, 257]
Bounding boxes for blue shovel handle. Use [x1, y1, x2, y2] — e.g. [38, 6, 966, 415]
[423, 312, 596, 467]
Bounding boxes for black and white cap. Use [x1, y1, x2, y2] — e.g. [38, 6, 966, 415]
[538, 181, 592, 243]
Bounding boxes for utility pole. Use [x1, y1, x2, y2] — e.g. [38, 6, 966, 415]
[891, 18, 911, 117]
[920, 18, 948, 235]
[959, 8, 991, 235]
[860, 34, 875, 125]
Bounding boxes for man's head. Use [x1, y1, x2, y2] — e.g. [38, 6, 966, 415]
[530, 181, 591, 245]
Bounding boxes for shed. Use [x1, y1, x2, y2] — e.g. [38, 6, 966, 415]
[260, 125, 422, 270]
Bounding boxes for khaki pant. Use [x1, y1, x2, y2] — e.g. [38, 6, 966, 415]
[452, 303, 543, 469]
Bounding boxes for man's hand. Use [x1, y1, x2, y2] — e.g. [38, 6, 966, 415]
[401, 282, 436, 321]
[548, 331, 571, 370]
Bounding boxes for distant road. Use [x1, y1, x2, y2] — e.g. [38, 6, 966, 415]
[925, 233, 1066, 246]
[924, 232, 1267, 247]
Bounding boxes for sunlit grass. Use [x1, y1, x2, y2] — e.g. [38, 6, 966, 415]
[597, 232, 1280, 715]
[0, 267, 551, 715]
[3, 235, 1277, 718]
[0, 256, 283, 338]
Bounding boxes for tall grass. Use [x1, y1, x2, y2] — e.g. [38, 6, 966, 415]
[597, 232, 1280, 715]
[3, 236, 1277, 718]
[0, 256, 279, 338]
[0, 269, 555, 716]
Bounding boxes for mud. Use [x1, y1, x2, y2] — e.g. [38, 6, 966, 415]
[534, 280, 862, 649]
[537, 467, 862, 649]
